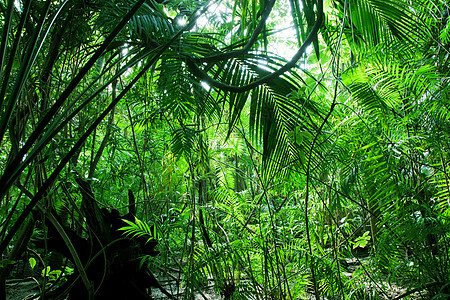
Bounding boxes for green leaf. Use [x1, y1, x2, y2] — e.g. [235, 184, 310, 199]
[41, 266, 51, 277]
[29, 257, 36, 270]
[352, 231, 371, 249]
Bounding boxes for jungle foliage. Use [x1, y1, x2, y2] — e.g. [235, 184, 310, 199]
[1, 0, 450, 299]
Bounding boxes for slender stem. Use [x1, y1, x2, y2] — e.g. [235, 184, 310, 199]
[0, 0, 147, 200]
[304, 82, 337, 300]
[0, 0, 54, 144]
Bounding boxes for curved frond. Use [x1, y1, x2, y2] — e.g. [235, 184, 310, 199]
[119, 217, 155, 243]
[334, 0, 426, 56]
[171, 126, 198, 158]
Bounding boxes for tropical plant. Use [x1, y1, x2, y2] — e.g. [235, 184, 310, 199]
[1, 0, 450, 299]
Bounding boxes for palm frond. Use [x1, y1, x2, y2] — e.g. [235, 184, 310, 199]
[197, 51, 330, 182]
[119, 217, 155, 243]
[129, 13, 175, 45]
[171, 126, 198, 158]
[335, 0, 425, 53]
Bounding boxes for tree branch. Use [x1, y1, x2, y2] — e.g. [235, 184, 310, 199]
[186, 0, 323, 93]
[198, 0, 276, 64]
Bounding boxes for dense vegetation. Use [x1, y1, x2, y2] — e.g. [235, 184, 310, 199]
[1, 0, 450, 299]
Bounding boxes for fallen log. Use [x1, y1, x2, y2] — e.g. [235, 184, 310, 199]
[34, 178, 172, 299]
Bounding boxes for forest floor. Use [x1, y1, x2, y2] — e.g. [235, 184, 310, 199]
[5, 257, 426, 300]
[5, 277, 424, 300]
[6, 278, 40, 300]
